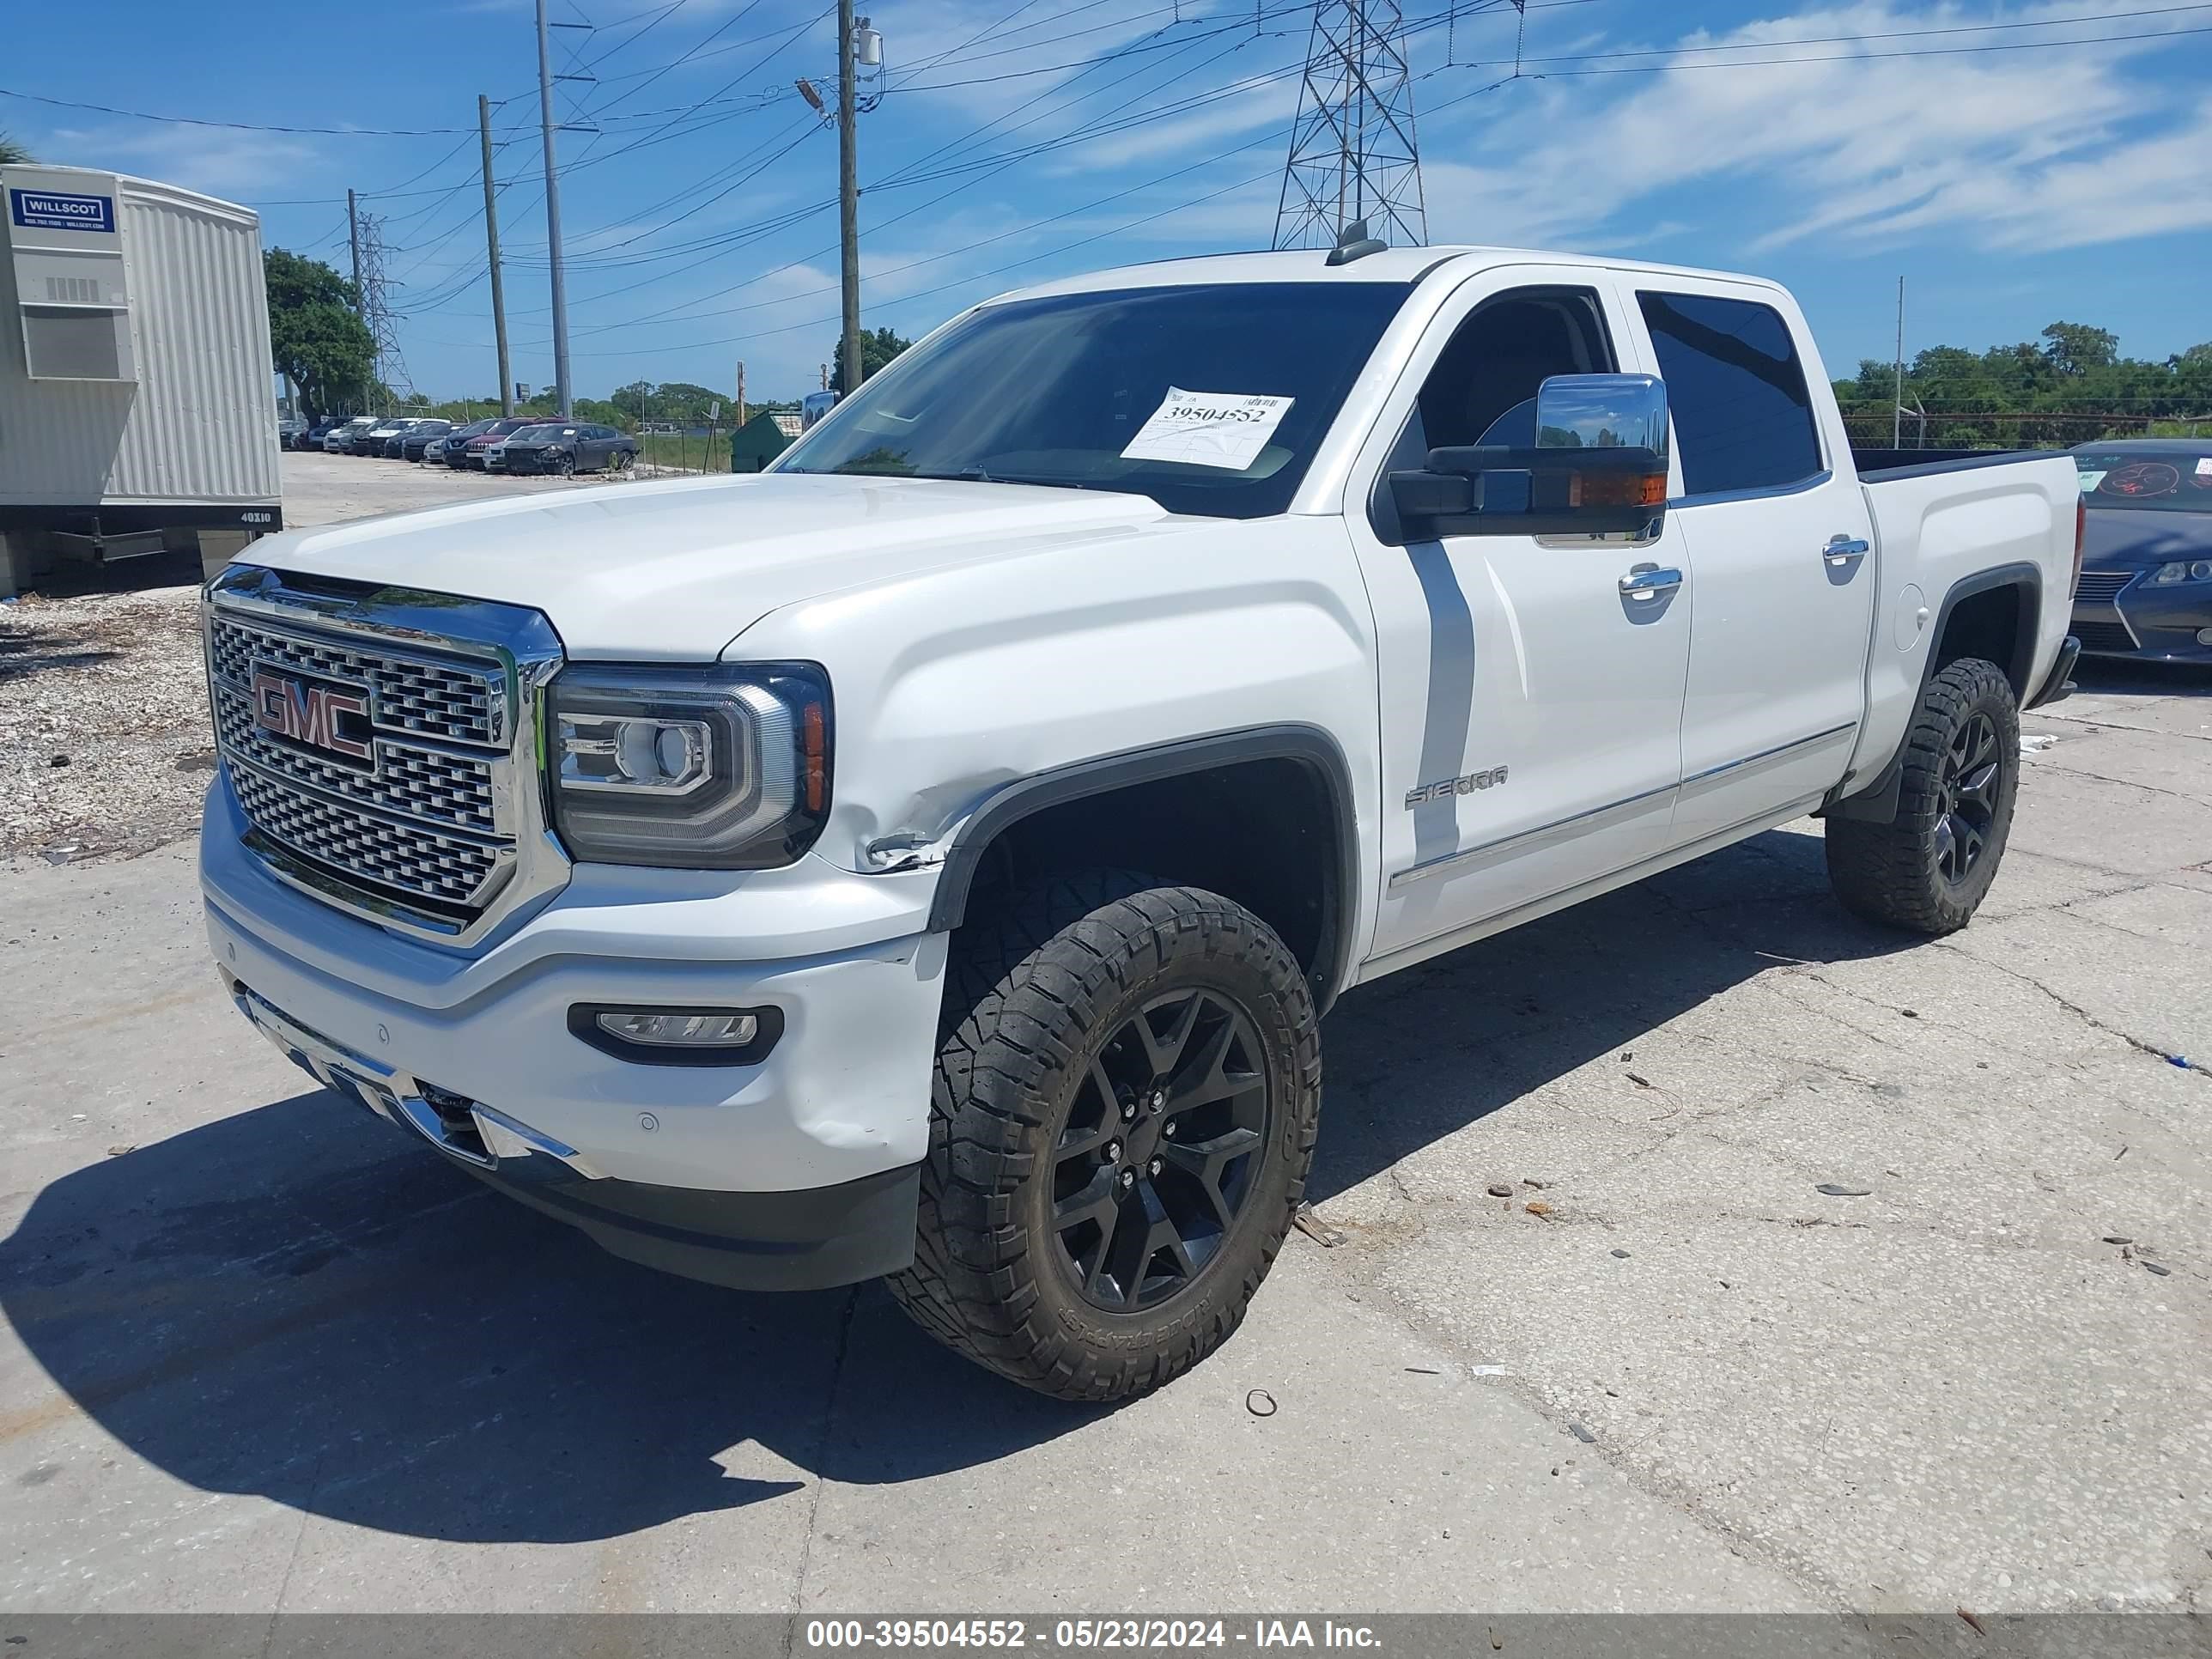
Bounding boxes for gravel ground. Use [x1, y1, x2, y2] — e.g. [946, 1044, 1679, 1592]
[0, 582, 210, 864]
[0, 452, 663, 867]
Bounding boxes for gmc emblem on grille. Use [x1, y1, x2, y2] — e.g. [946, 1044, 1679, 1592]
[251, 668, 373, 763]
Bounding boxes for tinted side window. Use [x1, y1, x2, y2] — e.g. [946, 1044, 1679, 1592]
[1637, 291, 1822, 496]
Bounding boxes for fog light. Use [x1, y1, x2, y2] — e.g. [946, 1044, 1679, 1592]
[599, 1010, 757, 1047]
[570, 1003, 781, 1065]
[2199, 628, 2212, 646]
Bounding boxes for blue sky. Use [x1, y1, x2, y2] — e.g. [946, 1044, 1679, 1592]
[9, 0, 2212, 404]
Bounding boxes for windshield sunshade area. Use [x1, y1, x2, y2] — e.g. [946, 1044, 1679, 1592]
[2075, 449, 2212, 512]
[776, 282, 1412, 520]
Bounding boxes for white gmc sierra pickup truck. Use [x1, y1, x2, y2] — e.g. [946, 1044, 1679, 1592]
[199, 245, 2082, 1401]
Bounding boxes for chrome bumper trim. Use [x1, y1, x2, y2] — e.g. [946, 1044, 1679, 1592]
[227, 973, 605, 1180]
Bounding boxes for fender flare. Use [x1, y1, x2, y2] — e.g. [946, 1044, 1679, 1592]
[926, 723, 1362, 1014]
[1824, 561, 2043, 823]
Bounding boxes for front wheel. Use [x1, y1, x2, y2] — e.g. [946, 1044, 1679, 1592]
[1826, 655, 2020, 934]
[889, 874, 1320, 1402]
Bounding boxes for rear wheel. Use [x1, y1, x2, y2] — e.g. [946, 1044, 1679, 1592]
[888, 872, 1320, 1402]
[1826, 655, 2020, 934]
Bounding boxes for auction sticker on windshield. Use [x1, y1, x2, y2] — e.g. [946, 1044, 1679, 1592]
[1121, 388, 1293, 471]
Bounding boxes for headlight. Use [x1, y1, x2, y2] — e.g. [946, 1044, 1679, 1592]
[549, 663, 831, 867]
[2150, 560, 2212, 586]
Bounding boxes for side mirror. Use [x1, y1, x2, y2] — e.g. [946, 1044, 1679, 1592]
[1388, 469, 1474, 520]
[1411, 374, 1671, 539]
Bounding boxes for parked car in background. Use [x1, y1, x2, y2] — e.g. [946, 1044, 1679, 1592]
[2069, 440, 2212, 663]
[452, 416, 540, 471]
[400, 420, 455, 462]
[483, 423, 536, 472]
[277, 416, 308, 449]
[300, 419, 340, 452]
[497, 422, 639, 477]
[324, 416, 378, 453]
[427, 418, 494, 465]
[363, 418, 422, 458]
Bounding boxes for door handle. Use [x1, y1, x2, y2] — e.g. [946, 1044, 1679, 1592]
[1824, 535, 1870, 567]
[1619, 566, 1684, 600]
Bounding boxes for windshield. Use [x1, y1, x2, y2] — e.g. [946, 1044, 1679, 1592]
[2075, 449, 2212, 512]
[775, 282, 1411, 519]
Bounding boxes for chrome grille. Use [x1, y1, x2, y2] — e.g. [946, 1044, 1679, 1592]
[204, 568, 566, 944]
[208, 613, 505, 746]
[212, 688, 497, 836]
[230, 767, 502, 908]
[2073, 570, 2136, 605]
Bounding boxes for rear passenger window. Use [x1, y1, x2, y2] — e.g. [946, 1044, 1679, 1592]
[1637, 292, 1823, 497]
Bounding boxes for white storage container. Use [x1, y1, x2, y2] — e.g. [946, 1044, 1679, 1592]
[1, 165, 280, 593]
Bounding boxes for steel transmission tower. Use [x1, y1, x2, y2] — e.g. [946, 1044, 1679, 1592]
[1273, 0, 1427, 252]
[352, 210, 414, 408]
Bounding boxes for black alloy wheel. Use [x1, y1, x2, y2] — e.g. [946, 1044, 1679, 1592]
[1050, 988, 1271, 1312]
[889, 873, 1320, 1401]
[1935, 710, 2000, 886]
[1825, 654, 2020, 935]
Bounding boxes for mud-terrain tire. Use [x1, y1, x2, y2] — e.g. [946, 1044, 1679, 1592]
[887, 872, 1321, 1401]
[1826, 655, 2020, 934]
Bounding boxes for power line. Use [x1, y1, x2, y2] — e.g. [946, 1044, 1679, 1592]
[0, 85, 540, 137]
[1516, 1, 2212, 67]
[1512, 19, 2212, 76]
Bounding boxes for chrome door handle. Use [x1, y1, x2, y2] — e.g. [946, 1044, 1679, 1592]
[1620, 566, 1684, 600]
[1824, 536, 1870, 567]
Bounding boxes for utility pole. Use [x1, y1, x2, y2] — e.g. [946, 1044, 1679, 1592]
[347, 189, 363, 313]
[479, 94, 514, 418]
[536, 0, 574, 419]
[737, 360, 747, 427]
[837, 0, 861, 396]
[1893, 276, 1905, 449]
[820, 362, 830, 392]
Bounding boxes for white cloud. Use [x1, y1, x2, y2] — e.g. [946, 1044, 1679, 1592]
[31, 122, 325, 204]
[1415, 0, 2212, 256]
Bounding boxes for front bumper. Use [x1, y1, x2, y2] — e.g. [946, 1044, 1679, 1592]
[2071, 580, 2212, 661]
[201, 779, 946, 1290]
[226, 974, 921, 1290]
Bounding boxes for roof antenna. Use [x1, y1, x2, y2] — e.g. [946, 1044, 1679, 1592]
[1325, 217, 1389, 266]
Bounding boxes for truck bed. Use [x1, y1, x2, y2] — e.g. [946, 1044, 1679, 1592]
[1849, 447, 2045, 481]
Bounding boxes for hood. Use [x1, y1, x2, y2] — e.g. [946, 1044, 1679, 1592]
[245, 471, 1176, 658]
[2081, 506, 2212, 569]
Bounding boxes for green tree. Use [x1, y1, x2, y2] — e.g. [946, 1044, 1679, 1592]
[610, 380, 660, 426]
[0, 133, 33, 166]
[2039, 321, 2118, 378]
[828, 326, 912, 394]
[1832, 319, 2212, 451]
[264, 249, 374, 420]
[654, 381, 723, 422]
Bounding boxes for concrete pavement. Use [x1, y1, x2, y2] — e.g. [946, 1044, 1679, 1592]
[1, 662, 2206, 1614]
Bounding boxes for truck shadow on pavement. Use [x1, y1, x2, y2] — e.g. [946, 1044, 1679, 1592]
[1, 829, 1917, 1545]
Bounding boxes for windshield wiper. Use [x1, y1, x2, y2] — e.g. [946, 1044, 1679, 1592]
[902, 467, 1103, 492]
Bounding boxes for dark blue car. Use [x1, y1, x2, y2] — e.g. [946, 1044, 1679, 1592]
[2070, 439, 2212, 663]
